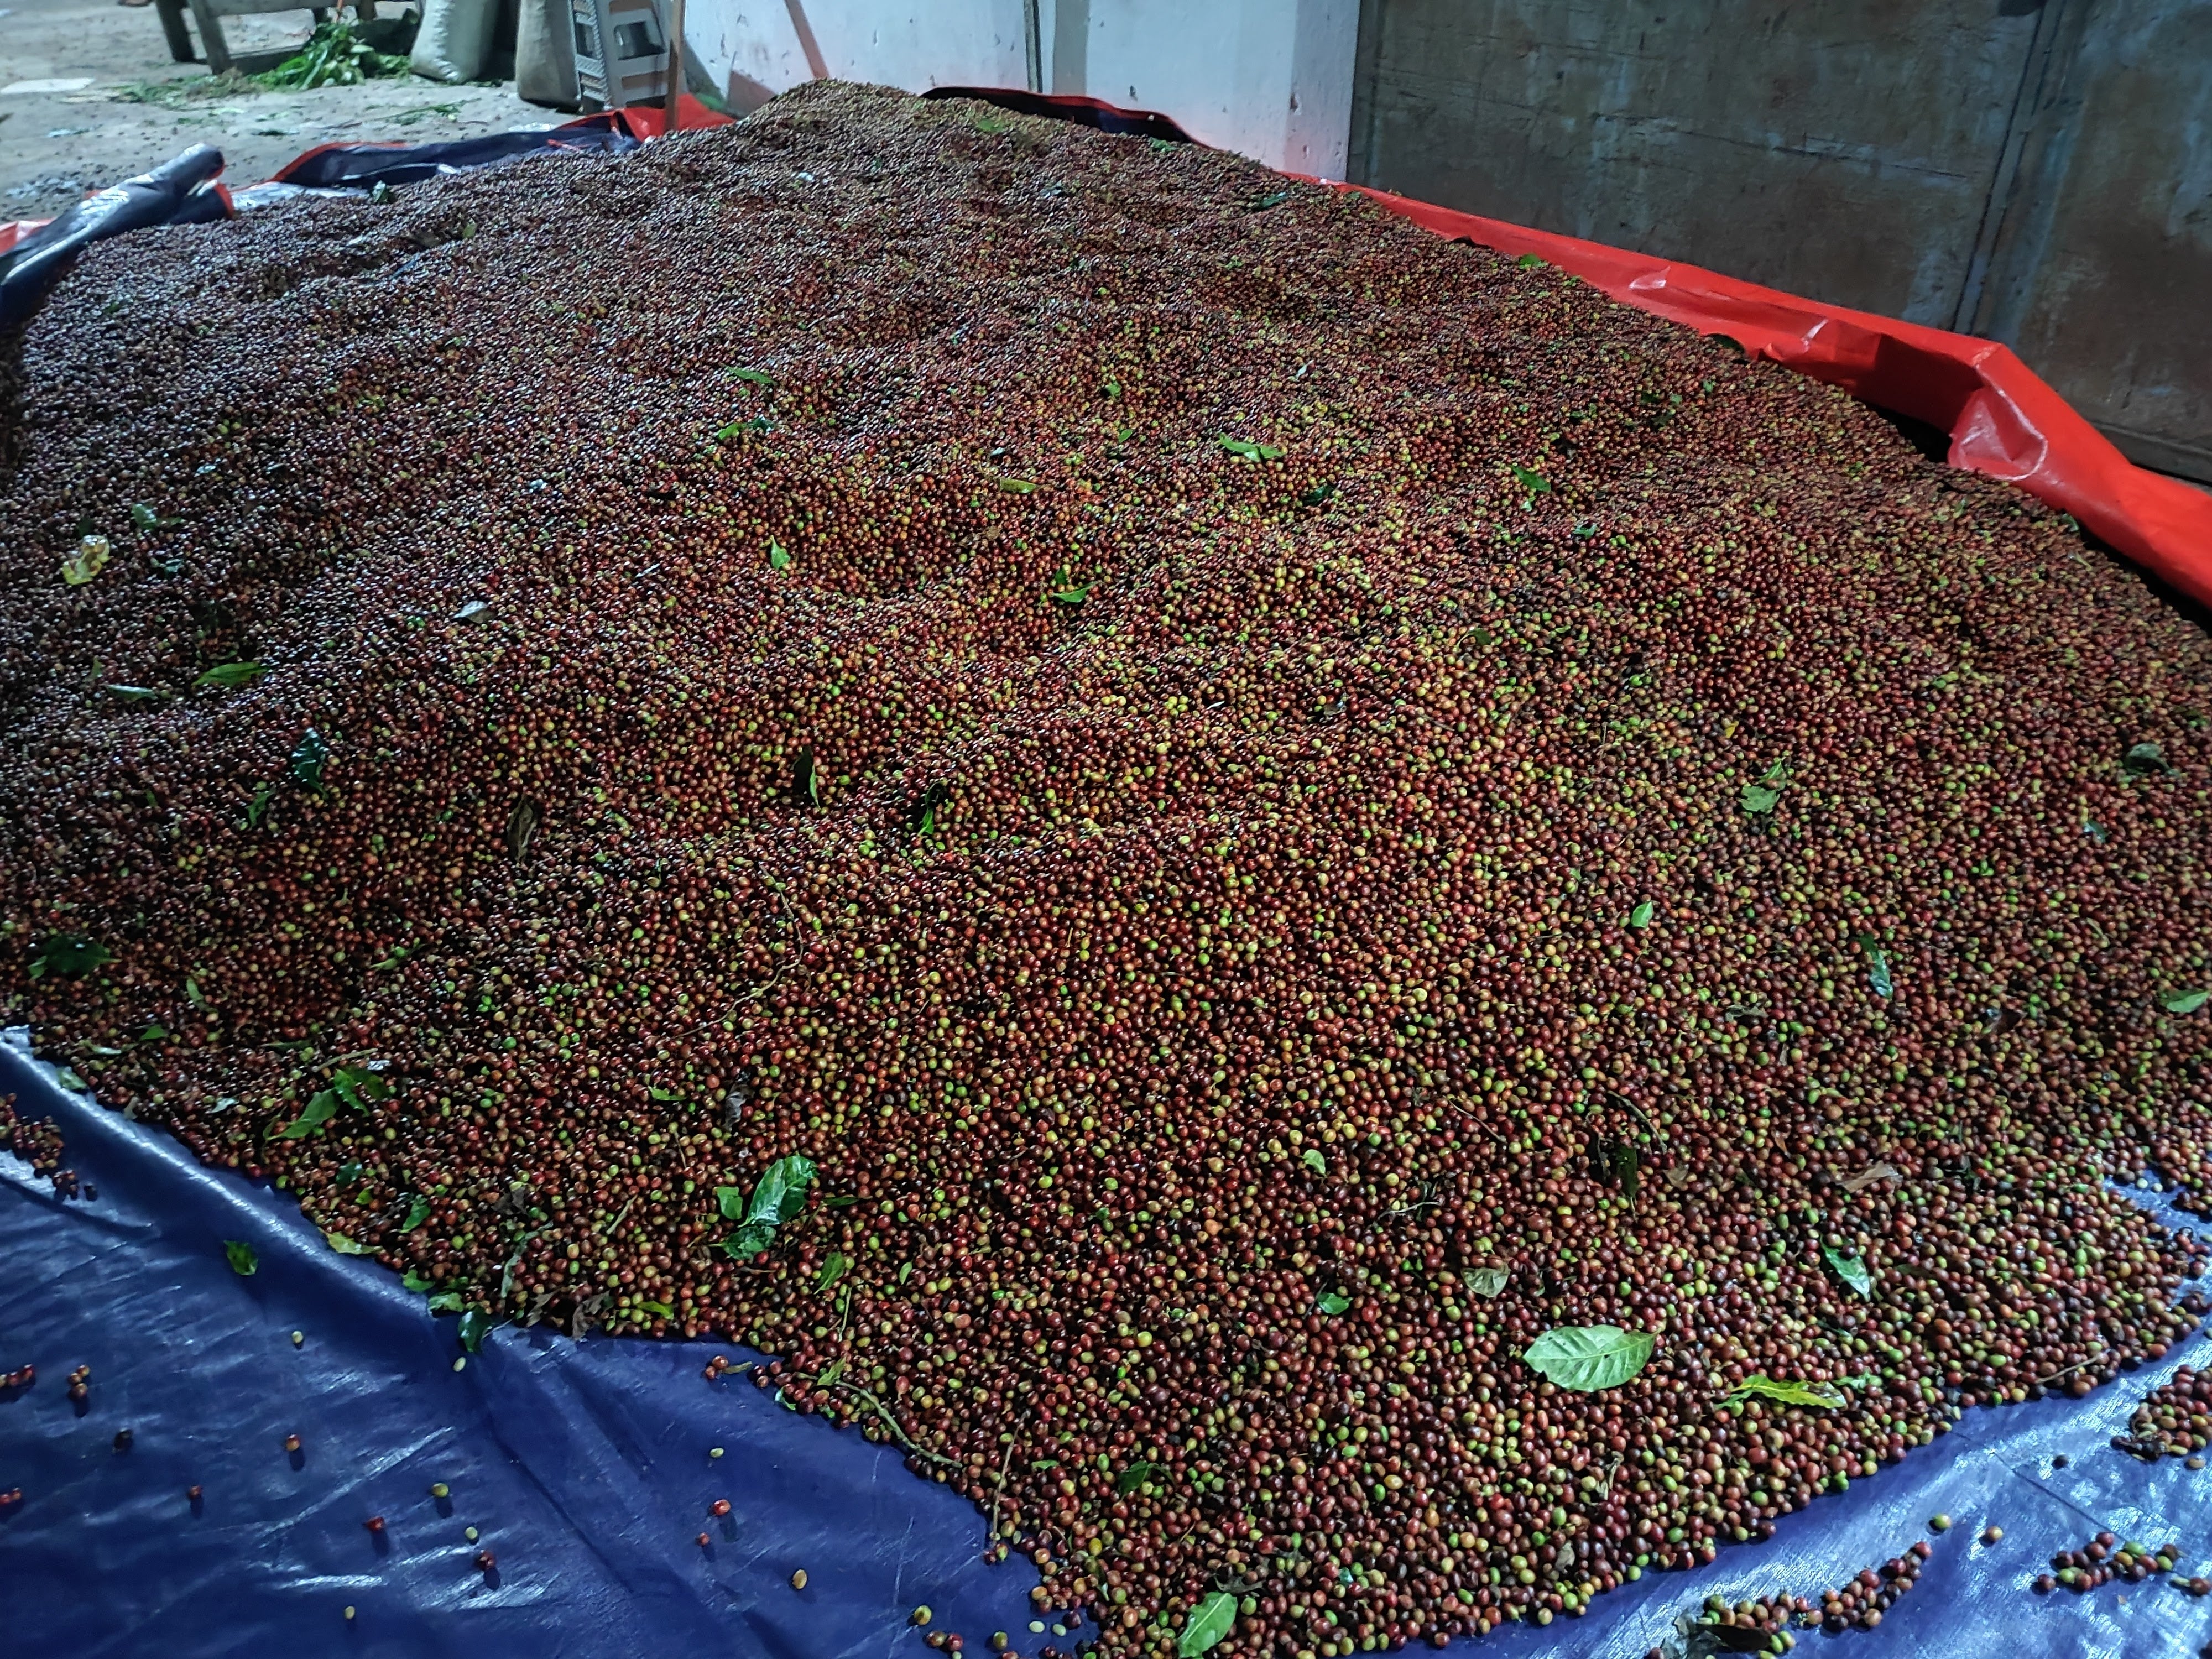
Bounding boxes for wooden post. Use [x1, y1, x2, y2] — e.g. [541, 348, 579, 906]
[663, 0, 686, 131]
[154, 0, 197, 63]
[184, 0, 234, 75]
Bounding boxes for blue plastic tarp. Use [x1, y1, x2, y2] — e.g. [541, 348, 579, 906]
[264, 119, 639, 191]
[0, 1032, 1053, 1659]
[4, 1030, 2210, 1658]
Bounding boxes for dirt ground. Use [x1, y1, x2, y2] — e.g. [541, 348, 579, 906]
[1, 0, 554, 220]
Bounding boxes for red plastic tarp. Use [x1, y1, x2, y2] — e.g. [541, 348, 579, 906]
[608, 95, 732, 140]
[1348, 188, 2212, 612]
[0, 218, 51, 257]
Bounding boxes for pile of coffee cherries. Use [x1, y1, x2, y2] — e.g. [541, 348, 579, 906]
[1642, 1538, 1930, 1653]
[4, 82, 2210, 1658]
[2034, 1530, 2183, 1594]
[2114, 1363, 2212, 1462]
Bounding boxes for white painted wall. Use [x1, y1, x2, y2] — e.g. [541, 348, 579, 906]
[684, 1, 1029, 113]
[680, 0, 1357, 177]
[1040, 0, 1356, 177]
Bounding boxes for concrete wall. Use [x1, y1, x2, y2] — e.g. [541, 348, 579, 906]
[1345, 0, 2212, 482]
[1966, 1, 2212, 483]
[679, 0, 1358, 175]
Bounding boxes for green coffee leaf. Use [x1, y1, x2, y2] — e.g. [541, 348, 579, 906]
[2121, 742, 2170, 778]
[1853, 933, 1893, 998]
[815, 1250, 853, 1295]
[2160, 988, 2209, 1015]
[725, 367, 774, 386]
[289, 727, 331, 789]
[906, 780, 951, 837]
[61, 535, 110, 586]
[457, 1308, 490, 1352]
[1522, 1324, 1655, 1390]
[1301, 1147, 1327, 1175]
[1628, 900, 1655, 929]
[1823, 1246, 1874, 1300]
[1729, 1373, 1844, 1408]
[278, 1091, 341, 1138]
[328, 1065, 390, 1109]
[404, 1270, 435, 1293]
[225, 1240, 258, 1276]
[1511, 465, 1550, 494]
[1177, 1589, 1238, 1657]
[29, 933, 112, 979]
[724, 1219, 776, 1257]
[246, 782, 274, 828]
[1317, 1291, 1351, 1316]
[748, 1155, 816, 1225]
[327, 1232, 374, 1255]
[1117, 1460, 1162, 1494]
[768, 540, 791, 571]
[1740, 758, 1791, 815]
[1249, 189, 1292, 211]
[195, 661, 264, 689]
[998, 477, 1037, 493]
[428, 1290, 466, 1312]
[106, 684, 168, 702]
[722, 1154, 817, 1257]
[716, 1184, 748, 1220]
[1462, 1267, 1509, 1298]
[1516, 253, 1542, 268]
[1216, 435, 1285, 461]
[403, 1195, 432, 1232]
[640, 1299, 676, 1318]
